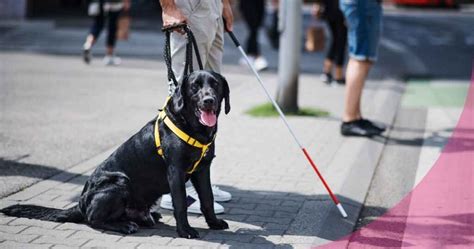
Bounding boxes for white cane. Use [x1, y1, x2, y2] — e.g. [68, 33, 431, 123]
[225, 28, 347, 218]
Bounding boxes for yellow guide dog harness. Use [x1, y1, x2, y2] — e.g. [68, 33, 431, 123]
[154, 98, 215, 175]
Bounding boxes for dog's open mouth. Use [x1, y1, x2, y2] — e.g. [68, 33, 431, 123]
[199, 109, 217, 127]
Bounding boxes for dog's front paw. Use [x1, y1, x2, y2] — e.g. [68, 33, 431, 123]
[141, 214, 157, 227]
[120, 221, 139, 234]
[177, 225, 199, 239]
[207, 219, 229, 230]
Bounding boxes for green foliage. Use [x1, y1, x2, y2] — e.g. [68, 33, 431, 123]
[246, 103, 330, 117]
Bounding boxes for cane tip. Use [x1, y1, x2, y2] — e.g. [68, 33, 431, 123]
[337, 203, 348, 218]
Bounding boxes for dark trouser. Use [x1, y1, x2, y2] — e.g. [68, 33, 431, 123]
[326, 17, 347, 66]
[89, 4, 121, 48]
[239, 0, 265, 56]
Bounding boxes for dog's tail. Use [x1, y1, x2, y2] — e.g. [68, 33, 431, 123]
[1, 204, 84, 223]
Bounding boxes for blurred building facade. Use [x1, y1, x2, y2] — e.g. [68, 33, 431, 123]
[2, 0, 473, 20]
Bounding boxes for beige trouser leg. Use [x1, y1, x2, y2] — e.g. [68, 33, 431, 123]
[168, 0, 224, 95]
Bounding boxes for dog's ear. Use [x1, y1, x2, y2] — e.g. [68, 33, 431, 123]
[172, 86, 184, 112]
[223, 78, 231, 114]
[214, 73, 231, 114]
[172, 77, 187, 113]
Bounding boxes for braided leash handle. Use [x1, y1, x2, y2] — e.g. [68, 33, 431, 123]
[162, 24, 203, 88]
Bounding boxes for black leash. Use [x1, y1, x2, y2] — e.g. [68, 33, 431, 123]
[162, 24, 204, 87]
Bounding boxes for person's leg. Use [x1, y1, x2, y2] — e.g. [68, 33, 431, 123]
[168, 0, 220, 93]
[343, 58, 372, 122]
[334, 16, 348, 82]
[247, 28, 259, 56]
[238, 0, 267, 70]
[323, 20, 338, 83]
[200, 9, 233, 203]
[323, 59, 333, 75]
[169, 32, 190, 94]
[267, 1, 280, 49]
[84, 34, 96, 51]
[106, 11, 120, 56]
[251, 0, 268, 70]
[84, 8, 105, 50]
[341, 58, 384, 136]
[321, 59, 333, 84]
[205, 17, 224, 73]
[101, 10, 121, 65]
[325, 20, 337, 74]
[83, 7, 105, 63]
[239, 0, 258, 56]
[345, 0, 382, 120]
[334, 65, 344, 81]
[251, 0, 265, 57]
[340, 0, 384, 136]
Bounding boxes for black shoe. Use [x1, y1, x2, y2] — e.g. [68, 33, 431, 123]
[83, 49, 91, 64]
[335, 78, 346, 85]
[360, 118, 386, 132]
[341, 119, 383, 137]
[321, 73, 333, 85]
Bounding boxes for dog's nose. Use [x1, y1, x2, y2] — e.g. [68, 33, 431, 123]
[203, 97, 215, 106]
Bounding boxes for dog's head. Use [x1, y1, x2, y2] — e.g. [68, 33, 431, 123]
[171, 70, 230, 128]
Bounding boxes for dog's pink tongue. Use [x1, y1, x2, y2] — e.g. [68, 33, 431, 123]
[200, 111, 217, 127]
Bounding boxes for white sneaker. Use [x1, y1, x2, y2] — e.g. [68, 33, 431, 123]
[159, 186, 227, 214]
[103, 55, 121, 66]
[211, 185, 232, 202]
[254, 56, 268, 71]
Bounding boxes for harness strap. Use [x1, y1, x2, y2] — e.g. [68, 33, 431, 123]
[154, 99, 214, 174]
[155, 97, 170, 157]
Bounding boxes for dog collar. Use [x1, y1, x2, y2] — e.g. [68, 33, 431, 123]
[154, 98, 215, 175]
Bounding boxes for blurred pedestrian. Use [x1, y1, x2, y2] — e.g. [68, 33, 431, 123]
[339, 0, 386, 136]
[266, 0, 280, 50]
[239, 0, 268, 71]
[82, 0, 130, 66]
[158, 0, 234, 214]
[315, 0, 347, 85]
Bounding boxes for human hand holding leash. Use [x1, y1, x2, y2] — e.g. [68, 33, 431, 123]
[160, 0, 187, 34]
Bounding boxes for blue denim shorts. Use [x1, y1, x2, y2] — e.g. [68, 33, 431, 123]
[340, 0, 382, 62]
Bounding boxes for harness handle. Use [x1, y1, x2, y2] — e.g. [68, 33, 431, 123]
[163, 24, 204, 87]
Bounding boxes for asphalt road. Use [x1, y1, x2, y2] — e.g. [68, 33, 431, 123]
[378, 8, 474, 80]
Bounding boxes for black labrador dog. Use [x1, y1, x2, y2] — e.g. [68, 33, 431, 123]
[1, 70, 230, 239]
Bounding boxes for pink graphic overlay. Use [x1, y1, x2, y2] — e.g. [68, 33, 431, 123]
[318, 69, 474, 248]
